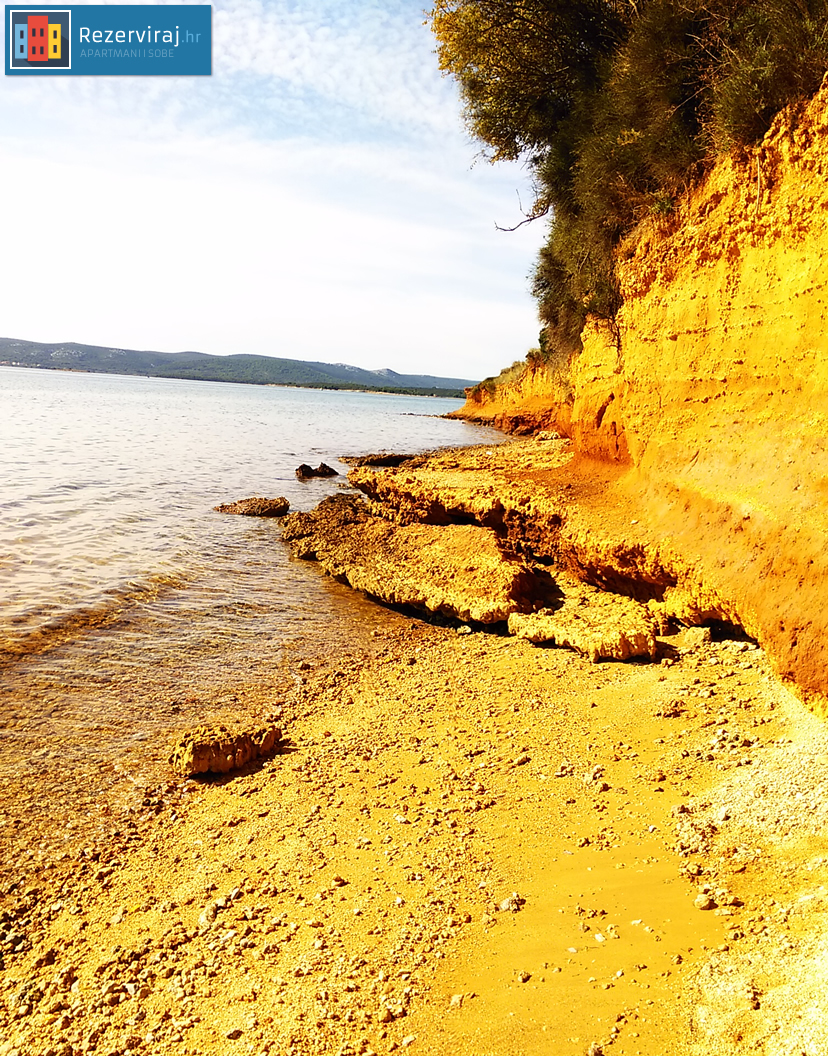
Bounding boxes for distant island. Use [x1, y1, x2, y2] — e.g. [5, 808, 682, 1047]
[0, 337, 477, 398]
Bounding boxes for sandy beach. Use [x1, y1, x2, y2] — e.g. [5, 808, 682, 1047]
[8, 5, 828, 1055]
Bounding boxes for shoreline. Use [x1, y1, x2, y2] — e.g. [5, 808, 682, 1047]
[0, 364, 471, 401]
[4, 439, 828, 1055]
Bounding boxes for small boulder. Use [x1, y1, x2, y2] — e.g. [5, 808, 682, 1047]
[295, 463, 338, 480]
[683, 625, 712, 649]
[169, 723, 282, 776]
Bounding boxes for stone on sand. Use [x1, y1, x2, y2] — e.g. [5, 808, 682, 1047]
[169, 722, 282, 776]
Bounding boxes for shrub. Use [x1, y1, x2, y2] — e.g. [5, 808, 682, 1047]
[430, 0, 828, 347]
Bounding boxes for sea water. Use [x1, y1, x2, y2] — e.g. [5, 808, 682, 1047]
[0, 366, 498, 656]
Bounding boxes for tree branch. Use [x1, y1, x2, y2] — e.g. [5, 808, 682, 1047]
[495, 190, 549, 231]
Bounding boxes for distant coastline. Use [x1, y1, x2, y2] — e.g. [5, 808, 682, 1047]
[0, 337, 477, 399]
[0, 363, 465, 399]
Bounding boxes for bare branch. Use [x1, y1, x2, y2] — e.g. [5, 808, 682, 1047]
[495, 189, 549, 232]
[494, 210, 548, 231]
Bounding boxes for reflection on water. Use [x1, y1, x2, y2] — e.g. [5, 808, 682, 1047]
[0, 558, 402, 870]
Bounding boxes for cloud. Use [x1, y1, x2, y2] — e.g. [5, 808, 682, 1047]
[0, 1, 546, 378]
[213, 0, 460, 136]
[3, 0, 459, 143]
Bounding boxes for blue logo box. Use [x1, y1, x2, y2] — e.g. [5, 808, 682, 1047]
[6, 4, 211, 75]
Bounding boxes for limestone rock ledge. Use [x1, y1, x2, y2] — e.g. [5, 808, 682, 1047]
[282, 495, 536, 624]
[346, 441, 738, 663]
[508, 588, 657, 663]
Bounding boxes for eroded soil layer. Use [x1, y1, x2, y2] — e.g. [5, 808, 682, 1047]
[450, 76, 828, 711]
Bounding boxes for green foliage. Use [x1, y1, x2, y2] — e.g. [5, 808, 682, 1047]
[430, 0, 828, 345]
[706, 0, 828, 149]
[430, 0, 626, 163]
[467, 356, 528, 400]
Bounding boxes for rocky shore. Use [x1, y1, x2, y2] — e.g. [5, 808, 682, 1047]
[3, 438, 828, 1056]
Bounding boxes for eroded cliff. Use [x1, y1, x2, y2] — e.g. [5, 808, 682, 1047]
[454, 351, 576, 436]
[450, 77, 828, 710]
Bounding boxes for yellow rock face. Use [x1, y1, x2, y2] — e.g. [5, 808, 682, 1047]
[451, 76, 828, 710]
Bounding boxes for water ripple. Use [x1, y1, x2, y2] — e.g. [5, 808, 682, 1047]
[0, 366, 502, 658]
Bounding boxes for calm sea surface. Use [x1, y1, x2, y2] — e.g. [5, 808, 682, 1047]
[0, 366, 499, 658]
[0, 366, 502, 858]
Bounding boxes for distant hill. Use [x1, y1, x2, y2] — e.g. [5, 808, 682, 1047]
[0, 338, 478, 397]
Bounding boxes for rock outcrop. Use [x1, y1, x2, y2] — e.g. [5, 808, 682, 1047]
[445, 77, 828, 712]
[508, 588, 657, 663]
[169, 722, 282, 776]
[340, 453, 416, 468]
[282, 495, 538, 624]
[350, 442, 684, 641]
[214, 497, 290, 517]
[450, 351, 575, 437]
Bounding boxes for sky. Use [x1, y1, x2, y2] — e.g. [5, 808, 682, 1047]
[1, 0, 548, 381]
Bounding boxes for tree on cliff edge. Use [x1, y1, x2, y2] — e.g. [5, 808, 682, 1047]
[429, 0, 828, 347]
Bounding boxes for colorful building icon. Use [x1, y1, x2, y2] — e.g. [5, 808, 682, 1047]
[8, 9, 72, 71]
[48, 21, 61, 59]
[23, 14, 61, 61]
[14, 22, 27, 59]
[29, 14, 47, 60]
[13, 14, 62, 62]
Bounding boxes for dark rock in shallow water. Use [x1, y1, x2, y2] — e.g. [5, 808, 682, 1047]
[340, 453, 416, 468]
[214, 496, 290, 517]
[295, 462, 338, 480]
